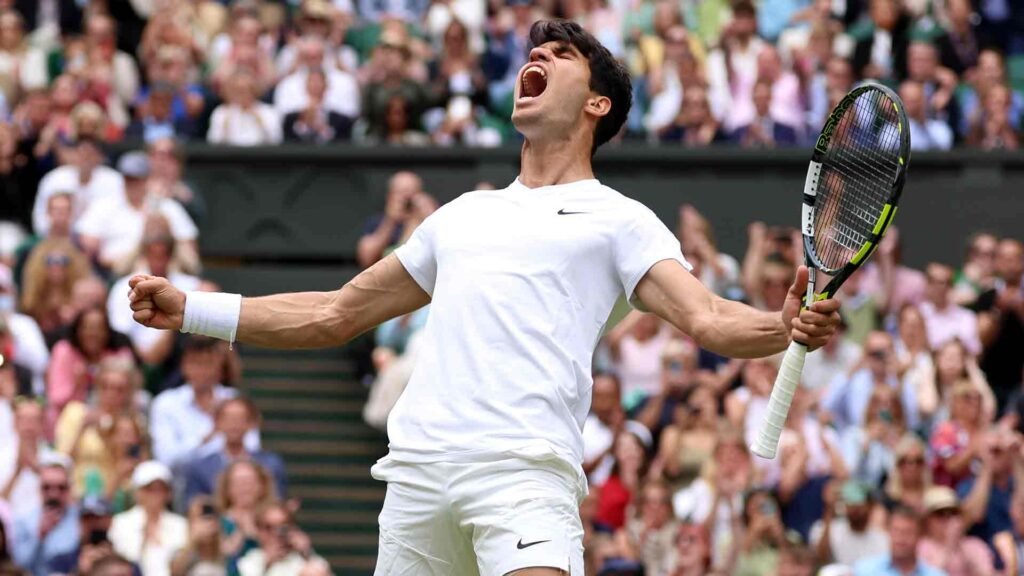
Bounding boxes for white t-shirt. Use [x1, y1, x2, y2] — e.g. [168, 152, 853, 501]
[206, 103, 283, 146]
[615, 327, 671, 400]
[273, 68, 361, 118]
[390, 178, 689, 468]
[33, 165, 125, 235]
[581, 413, 615, 485]
[75, 197, 198, 266]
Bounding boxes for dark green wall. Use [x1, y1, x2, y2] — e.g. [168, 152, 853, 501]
[185, 145, 1024, 281]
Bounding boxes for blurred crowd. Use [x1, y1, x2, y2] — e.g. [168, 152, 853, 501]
[0, 0, 1019, 155]
[359, 173, 1024, 576]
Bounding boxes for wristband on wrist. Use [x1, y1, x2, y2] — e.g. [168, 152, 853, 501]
[180, 291, 242, 345]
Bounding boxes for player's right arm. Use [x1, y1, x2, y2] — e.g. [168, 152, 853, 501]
[128, 253, 429, 349]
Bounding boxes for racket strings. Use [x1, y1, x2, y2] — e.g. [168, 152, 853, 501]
[813, 89, 902, 271]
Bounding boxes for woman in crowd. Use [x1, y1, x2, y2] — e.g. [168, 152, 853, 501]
[928, 339, 993, 426]
[884, 435, 933, 513]
[107, 414, 149, 513]
[46, 306, 134, 428]
[0, 10, 46, 109]
[19, 238, 91, 346]
[613, 479, 679, 576]
[54, 356, 143, 498]
[670, 521, 712, 576]
[171, 496, 226, 576]
[895, 305, 936, 424]
[929, 382, 988, 488]
[656, 383, 718, 490]
[842, 386, 907, 487]
[734, 489, 786, 576]
[594, 428, 651, 531]
[216, 460, 278, 565]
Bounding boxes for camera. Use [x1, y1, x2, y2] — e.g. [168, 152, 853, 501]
[88, 528, 109, 546]
[200, 503, 216, 518]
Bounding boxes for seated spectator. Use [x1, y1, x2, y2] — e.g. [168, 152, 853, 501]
[734, 489, 785, 576]
[581, 373, 625, 486]
[46, 307, 133, 431]
[957, 49, 1024, 140]
[658, 85, 728, 146]
[841, 386, 906, 487]
[811, 480, 889, 567]
[667, 521, 711, 576]
[775, 543, 817, 576]
[917, 486, 995, 576]
[53, 357, 142, 500]
[993, 490, 1024, 576]
[851, 0, 910, 82]
[48, 494, 115, 575]
[952, 232, 998, 307]
[14, 193, 75, 288]
[362, 31, 437, 140]
[76, 152, 199, 275]
[83, 554, 134, 576]
[895, 306, 938, 425]
[731, 79, 801, 148]
[216, 461, 278, 565]
[32, 137, 124, 236]
[612, 479, 678, 576]
[236, 503, 318, 576]
[207, 70, 283, 146]
[926, 340, 993, 427]
[883, 435, 933, 515]
[149, 337, 258, 473]
[904, 41, 959, 127]
[972, 239, 1024, 412]
[704, 1, 766, 132]
[594, 428, 651, 532]
[282, 69, 354, 144]
[273, 36, 359, 121]
[655, 381, 717, 490]
[956, 428, 1017, 547]
[133, 45, 206, 140]
[0, 399, 57, 519]
[146, 138, 205, 226]
[0, 10, 47, 108]
[356, 171, 426, 269]
[921, 263, 981, 355]
[81, 13, 139, 128]
[373, 95, 432, 146]
[169, 497, 225, 576]
[853, 506, 943, 576]
[0, 267, 50, 395]
[900, 81, 954, 151]
[11, 461, 79, 576]
[930, 383, 988, 489]
[966, 84, 1020, 150]
[126, 83, 200, 144]
[605, 311, 670, 411]
[803, 317, 861, 394]
[108, 461, 187, 576]
[183, 398, 285, 508]
[18, 238, 90, 343]
[859, 229, 927, 324]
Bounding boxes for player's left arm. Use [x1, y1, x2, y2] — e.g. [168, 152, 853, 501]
[633, 259, 840, 359]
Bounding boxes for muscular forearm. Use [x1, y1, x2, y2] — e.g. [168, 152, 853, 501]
[691, 297, 790, 358]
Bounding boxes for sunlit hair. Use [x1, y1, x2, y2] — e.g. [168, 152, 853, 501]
[214, 460, 278, 513]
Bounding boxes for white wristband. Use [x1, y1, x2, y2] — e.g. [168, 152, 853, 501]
[180, 291, 242, 343]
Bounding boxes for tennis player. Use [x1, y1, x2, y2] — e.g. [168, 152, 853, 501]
[129, 20, 841, 576]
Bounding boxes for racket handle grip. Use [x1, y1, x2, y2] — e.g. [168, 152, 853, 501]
[751, 340, 808, 460]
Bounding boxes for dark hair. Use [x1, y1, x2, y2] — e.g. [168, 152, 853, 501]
[69, 307, 131, 356]
[529, 20, 632, 155]
[732, 0, 756, 18]
[87, 554, 133, 576]
[214, 396, 260, 424]
[890, 504, 922, 528]
[182, 335, 224, 357]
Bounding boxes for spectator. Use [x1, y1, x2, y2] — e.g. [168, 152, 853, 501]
[81, 14, 139, 123]
[973, 238, 1024, 411]
[146, 138, 205, 226]
[83, 554, 133, 576]
[108, 461, 187, 576]
[926, 339, 993, 428]
[841, 386, 906, 487]
[606, 311, 670, 411]
[917, 485, 995, 576]
[900, 80, 954, 151]
[731, 79, 801, 148]
[18, 239, 90, 345]
[170, 497, 225, 576]
[375, 95, 432, 146]
[273, 36, 359, 121]
[930, 382, 989, 489]
[53, 357, 142, 500]
[0, 399, 56, 519]
[859, 229, 928, 323]
[676, 204, 742, 298]
[952, 232, 999, 307]
[595, 429, 651, 531]
[853, 506, 943, 576]
[183, 398, 286, 508]
[851, 0, 910, 82]
[31, 137, 124, 236]
[658, 85, 728, 146]
[282, 69, 354, 143]
[803, 316, 861, 393]
[884, 435, 933, 515]
[149, 336, 259, 473]
[11, 461, 79, 576]
[216, 461, 278, 565]
[904, 41, 959, 127]
[236, 503, 317, 576]
[0, 10, 47, 108]
[126, 83, 200, 144]
[48, 494, 115, 575]
[582, 372, 625, 486]
[14, 192, 75, 288]
[776, 543, 817, 576]
[356, 171, 425, 269]
[919, 264, 981, 357]
[207, 15, 275, 93]
[207, 70, 282, 146]
[993, 490, 1024, 576]
[45, 307, 134, 431]
[811, 479, 889, 567]
[957, 49, 1024, 140]
[612, 479, 678, 576]
[807, 56, 855, 136]
[76, 151, 199, 275]
[0, 268, 49, 395]
[705, 1, 766, 132]
[734, 489, 785, 576]
[362, 31, 436, 140]
[655, 381, 718, 490]
[966, 84, 1020, 150]
[957, 428, 1017, 547]
[823, 331, 918, 432]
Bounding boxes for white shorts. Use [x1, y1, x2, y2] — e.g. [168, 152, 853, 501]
[370, 455, 585, 576]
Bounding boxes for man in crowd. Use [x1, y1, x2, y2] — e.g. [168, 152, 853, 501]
[108, 461, 187, 576]
[32, 137, 124, 235]
[236, 503, 318, 576]
[356, 171, 425, 269]
[182, 398, 286, 506]
[11, 461, 79, 576]
[920, 262, 981, 354]
[974, 239, 1024, 411]
[0, 399, 56, 519]
[853, 506, 944, 576]
[810, 480, 889, 566]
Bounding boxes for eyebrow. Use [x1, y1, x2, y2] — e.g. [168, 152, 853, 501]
[551, 42, 578, 57]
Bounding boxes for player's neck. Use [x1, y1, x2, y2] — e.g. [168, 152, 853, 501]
[518, 137, 594, 189]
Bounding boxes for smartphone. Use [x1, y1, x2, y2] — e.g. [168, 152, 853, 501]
[88, 528, 108, 546]
[127, 444, 141, 459]
[200, 503, 216, 517]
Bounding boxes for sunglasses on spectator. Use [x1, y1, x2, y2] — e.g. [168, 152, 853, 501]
[898, 456, 925, 466]
[932, 508, 959, 518]
[42, 483, 69, 492]
[45, 253, 70, 266]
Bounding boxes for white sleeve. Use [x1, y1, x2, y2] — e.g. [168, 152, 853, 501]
[161, 201, 198, 240]
[8, 314, 50, 395]
[74, 202, 107, 238]
[613, 205, 691, 306]
[393, 209, 445, 297]
[263, 107, 283, 144]
[32, 173, 58, 235]
[207, 108, 226, 143]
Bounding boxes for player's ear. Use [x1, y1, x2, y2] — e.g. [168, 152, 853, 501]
[584, 95, 611, 119]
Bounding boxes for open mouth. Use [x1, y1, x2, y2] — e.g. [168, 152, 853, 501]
[519, 65, 548, 101]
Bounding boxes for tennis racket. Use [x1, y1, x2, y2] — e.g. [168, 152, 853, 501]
[750, 82, 911, 460]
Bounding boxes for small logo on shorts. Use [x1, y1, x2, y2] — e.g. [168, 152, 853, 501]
[517, 539, 550, 550]
[557, 209, 588, 215]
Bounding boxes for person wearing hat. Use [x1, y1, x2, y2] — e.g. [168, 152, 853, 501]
[48, 494, 117, 574]
[32, 137, 124, 236]
[75, 150, 198, 275]
[917, 486, 994, 576]
[107, 461, 187, 576]
[810, 480, 889, 567]
[10, 459, 80, 576]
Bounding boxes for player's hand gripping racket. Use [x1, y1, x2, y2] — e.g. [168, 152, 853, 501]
[750, 82, 911, 459]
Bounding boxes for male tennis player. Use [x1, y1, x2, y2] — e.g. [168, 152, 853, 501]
[129, 20, 841, 576]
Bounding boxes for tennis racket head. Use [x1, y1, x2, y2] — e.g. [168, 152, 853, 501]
[801, 82, 911, 301]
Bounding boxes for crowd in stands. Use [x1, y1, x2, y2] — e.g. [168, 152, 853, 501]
[0, 0, 1019, 158]
[358, 172, 1024, 575]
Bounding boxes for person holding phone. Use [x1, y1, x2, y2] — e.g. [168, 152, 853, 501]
[169, 498, 225, 576]
[734, 489, 786, 576]
[108, 461, 187, 576]
[236, 504, 318, 576]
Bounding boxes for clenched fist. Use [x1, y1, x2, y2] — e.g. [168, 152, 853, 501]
[128, 275, 186, 331]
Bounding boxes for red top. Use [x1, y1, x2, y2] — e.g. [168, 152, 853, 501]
[595, 474, 632, 529]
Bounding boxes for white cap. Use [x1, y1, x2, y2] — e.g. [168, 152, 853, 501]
[131, 460, 173, 489]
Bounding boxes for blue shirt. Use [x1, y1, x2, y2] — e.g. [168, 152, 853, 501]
[957, 475, 1013, 545]
[853, 554, 947, 576]
[12, 505, 81, 576]
[823, 368, 919, 432]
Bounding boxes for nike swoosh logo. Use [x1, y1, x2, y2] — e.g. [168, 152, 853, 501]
[516, 538, 550, 550]
[557, 209, 588, 215]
